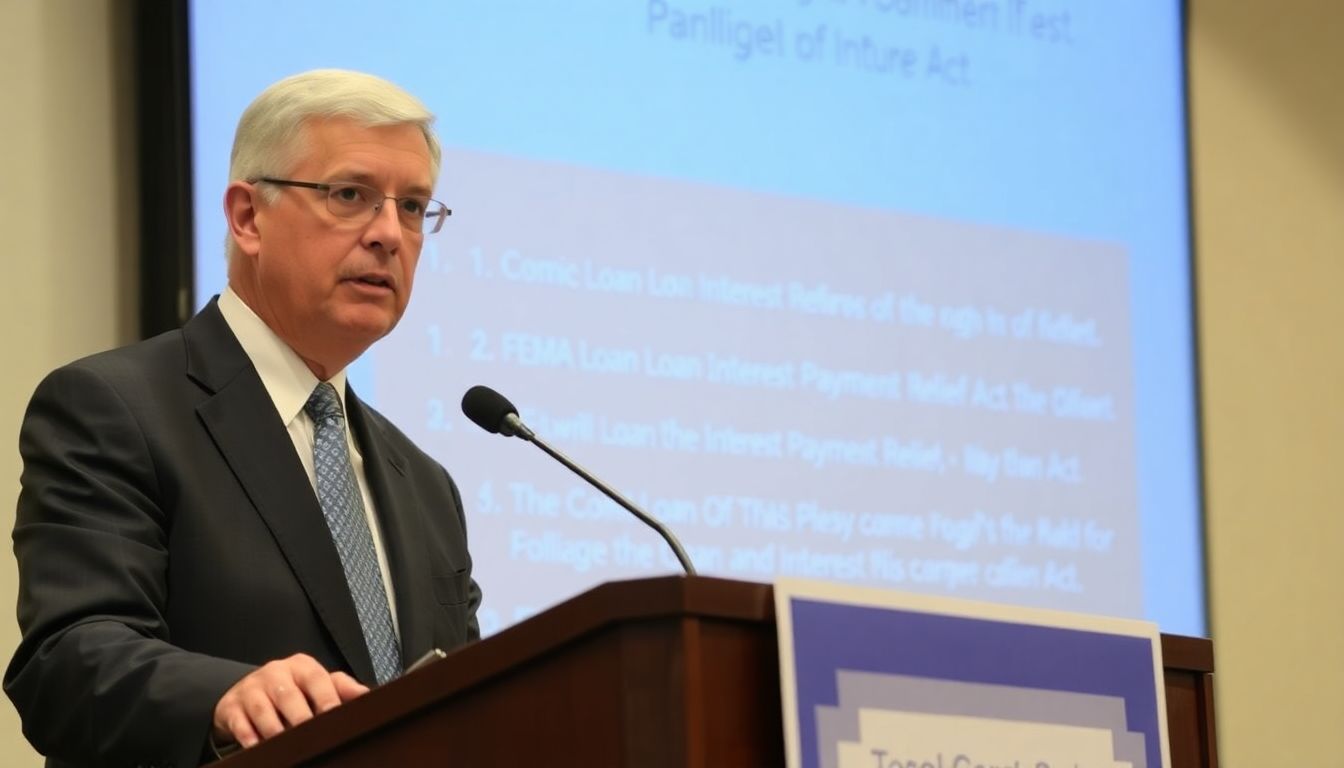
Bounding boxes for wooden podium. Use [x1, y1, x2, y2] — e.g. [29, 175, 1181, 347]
[222, 576, 1217, 767]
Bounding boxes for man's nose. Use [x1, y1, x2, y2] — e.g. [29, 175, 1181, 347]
[363, 199, 403, 252]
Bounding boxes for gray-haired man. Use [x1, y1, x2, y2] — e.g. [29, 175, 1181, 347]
[6, 70, 481, 766]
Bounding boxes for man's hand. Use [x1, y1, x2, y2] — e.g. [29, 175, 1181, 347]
[212, 653, 369, 749]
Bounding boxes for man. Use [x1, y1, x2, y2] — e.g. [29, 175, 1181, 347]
[5, 70, 481, 767]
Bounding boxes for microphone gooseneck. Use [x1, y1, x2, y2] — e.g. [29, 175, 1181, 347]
[460, 385, 697, 576]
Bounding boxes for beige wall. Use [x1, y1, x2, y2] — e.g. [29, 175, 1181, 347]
[0, 0, 138, 764]
[1192, 0, 1344, 763]
[1, 0, 1340, 765]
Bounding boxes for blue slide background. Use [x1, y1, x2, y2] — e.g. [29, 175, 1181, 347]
[189, 1, 1203, 635]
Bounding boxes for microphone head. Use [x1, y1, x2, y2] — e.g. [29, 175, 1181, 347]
[461, 385, 520, 436]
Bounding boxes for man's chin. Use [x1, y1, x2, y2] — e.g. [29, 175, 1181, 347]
[320, 307, 400, 350]
[340, 315, 398, 345]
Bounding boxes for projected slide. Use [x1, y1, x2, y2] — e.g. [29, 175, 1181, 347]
[190, 1, 1202, 634]
[385, 150, 1138, 627]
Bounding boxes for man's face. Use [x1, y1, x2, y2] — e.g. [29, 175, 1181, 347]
[236, 118, 433, 376]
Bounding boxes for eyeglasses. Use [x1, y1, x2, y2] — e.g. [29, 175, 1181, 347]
[255, 177, 452, 234]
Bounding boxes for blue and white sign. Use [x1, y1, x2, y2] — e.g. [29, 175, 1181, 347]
[776, 579, 1170, 768]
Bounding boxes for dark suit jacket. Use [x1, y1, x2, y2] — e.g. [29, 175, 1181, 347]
[4, 300, 481, 768]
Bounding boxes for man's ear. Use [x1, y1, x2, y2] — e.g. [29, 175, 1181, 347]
[224, 182, 262, 257]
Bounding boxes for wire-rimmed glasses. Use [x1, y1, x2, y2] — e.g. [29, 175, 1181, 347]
[255, 177, 451, 234]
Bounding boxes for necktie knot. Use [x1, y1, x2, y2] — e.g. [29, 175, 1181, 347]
[305, 382, 344, 425]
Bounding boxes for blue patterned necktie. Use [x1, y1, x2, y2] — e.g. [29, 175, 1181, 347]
[305, 382, 402, 685]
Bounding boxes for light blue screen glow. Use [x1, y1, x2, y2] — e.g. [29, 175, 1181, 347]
[191, 1, 1203, 636]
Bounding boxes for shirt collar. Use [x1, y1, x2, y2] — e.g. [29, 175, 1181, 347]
[217, 286, 349, 426]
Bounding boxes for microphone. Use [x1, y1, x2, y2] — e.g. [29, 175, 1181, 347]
[461, 385, 697, 576]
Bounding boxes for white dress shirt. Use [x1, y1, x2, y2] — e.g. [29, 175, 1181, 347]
[217, 286, 400, 640]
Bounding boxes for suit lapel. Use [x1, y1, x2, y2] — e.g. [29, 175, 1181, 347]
[183, 301, 378, 684]
[345, 392, 435, 665]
